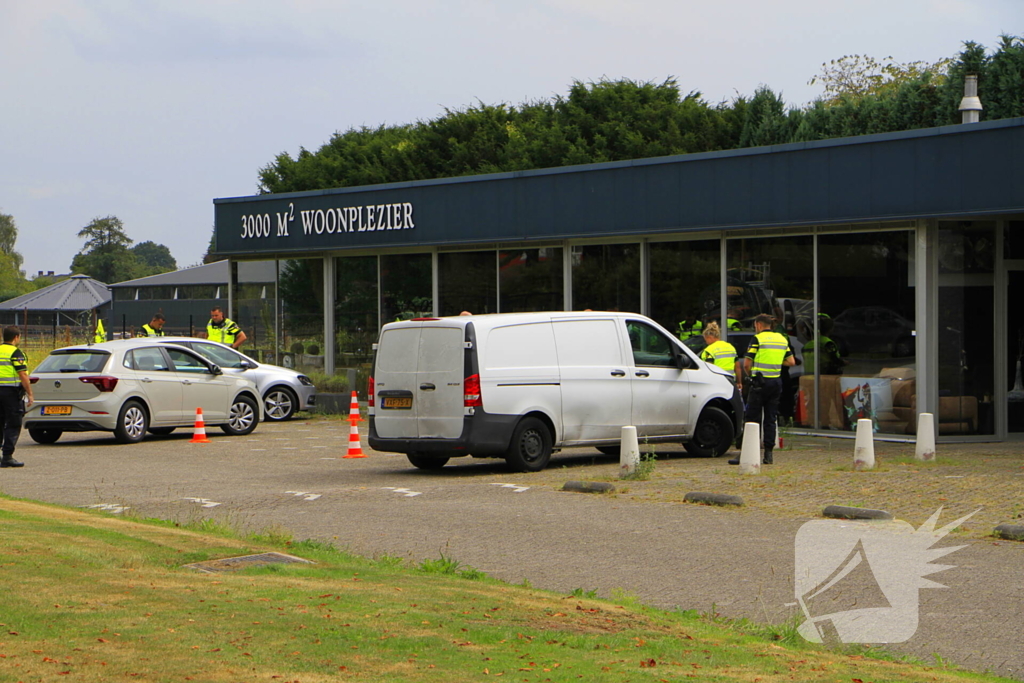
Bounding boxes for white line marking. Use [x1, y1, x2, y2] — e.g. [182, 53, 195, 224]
[382, 487, 422, 497]
[250, 448, 267, 451]
[320, 457, 337, 460]
[285, 491, 321, 501]
[282, 447, 298, 450]
[182, 497, 221, 508]
[82, 503, 129, 514]
[491, 483, 530, 493]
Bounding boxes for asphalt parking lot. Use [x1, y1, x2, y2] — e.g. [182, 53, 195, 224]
[2, 418, 1022, 679]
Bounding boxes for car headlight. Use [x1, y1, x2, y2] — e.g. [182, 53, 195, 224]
[297, 375, 313, 386]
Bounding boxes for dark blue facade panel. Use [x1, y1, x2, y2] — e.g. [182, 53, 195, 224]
[214, 120, 1024, 256]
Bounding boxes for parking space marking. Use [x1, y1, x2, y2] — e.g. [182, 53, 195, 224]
[382, 487, 422, 498]
[491, 483, 530, 493]
[320, 457, 337, 460]
[282, 447, 298, 450]
[182, 497, 221, 508]
[251, 448, 267, 451]
[284, 491, 322, 501]
[82, 503, 129, 514]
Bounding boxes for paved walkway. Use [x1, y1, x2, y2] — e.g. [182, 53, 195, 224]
[1, 422, 1021, 679]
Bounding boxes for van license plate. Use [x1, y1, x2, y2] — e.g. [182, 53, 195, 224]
[381, 397, 412, 409]
[42, 405, 73, 415]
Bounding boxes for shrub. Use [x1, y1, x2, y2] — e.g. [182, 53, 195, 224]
[290, 341, 305, 354]
[306, 343, 320, 355]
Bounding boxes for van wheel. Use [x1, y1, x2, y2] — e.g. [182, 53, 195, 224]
[407, 452, 449, 470]
[505, 417, 552, 472]
[684, 407, 734, 458]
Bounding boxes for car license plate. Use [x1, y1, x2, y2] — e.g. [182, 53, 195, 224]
[42, 405, 73, 415]
[381, 397, 412, 409]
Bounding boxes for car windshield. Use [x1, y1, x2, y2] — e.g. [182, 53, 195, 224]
[34, 350, 110, 373]
[187, 342, 248, 369]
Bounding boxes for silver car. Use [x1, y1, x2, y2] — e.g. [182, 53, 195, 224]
[134, 337, 317, 421]
[26, 339, 262, 444]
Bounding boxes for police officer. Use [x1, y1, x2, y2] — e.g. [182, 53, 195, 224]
[0, 326, 33, 468]
[677, 312, 703, 342]
[730, 314, 794, 465]
[699, 322, 738, 376]
[138, 313, 166, 338]
[206, 306, 247, 349]
[802, 313, 846, 375]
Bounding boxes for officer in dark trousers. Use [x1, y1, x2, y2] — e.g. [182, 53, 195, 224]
[730, 314, 794, 465]
[0, 326, 34, 468]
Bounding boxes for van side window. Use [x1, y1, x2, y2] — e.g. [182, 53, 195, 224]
[626, 320, 676, 367]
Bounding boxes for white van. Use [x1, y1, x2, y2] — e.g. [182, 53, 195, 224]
[368, 312, 742, 471]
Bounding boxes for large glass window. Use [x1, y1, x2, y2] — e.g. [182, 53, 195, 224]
[728, 236, 813, 425]
[571, 243, 640, 313]
[817, 232, 916, 435]
[648, 240, 721, 346]
[277, 258, 323, 373]
[335, 255, 378, 378]
[937, 221, 995, 436]
[229, 261, 278, 364]
[438, 251, 496, 316]
[499, 247, 563, 313]
[381, 253, 432, 324]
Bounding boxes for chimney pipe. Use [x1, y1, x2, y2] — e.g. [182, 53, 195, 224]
[959, 74, 982, 124]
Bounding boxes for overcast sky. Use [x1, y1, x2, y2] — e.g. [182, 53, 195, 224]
[1, 0, 1019, 277]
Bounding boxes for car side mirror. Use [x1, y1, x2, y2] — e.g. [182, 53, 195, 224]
[208, 364, 223, 375]
[239, 360, 253, 370]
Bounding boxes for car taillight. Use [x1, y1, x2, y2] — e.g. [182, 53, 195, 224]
[29, 376, 39, 384]
[367, 375, 375, 398]
[464, 374, 481, 407]
[80, 376, 118, 392]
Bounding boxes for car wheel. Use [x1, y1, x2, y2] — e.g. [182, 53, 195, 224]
[148, 427, 176, 436]
[263, 387, 297, 421]
[113, 400, 148, 444]
[29, 428, 62, 445]
[407, 452, 450, 470]
[684, 406, 734, 458]
[596, 445, 620, 456]
[220, 395, 259, 435]
[505, 417, 552, 472]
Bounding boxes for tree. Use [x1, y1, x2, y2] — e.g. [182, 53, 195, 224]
[70, 215, 140, 284]
[809, 54, 952, 105]
[132, 241, 177, 274]
[203, 226, 219, 264]
[0, 212, 24, 271]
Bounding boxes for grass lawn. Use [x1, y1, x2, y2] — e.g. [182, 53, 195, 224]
[0, 495, 1013, 683]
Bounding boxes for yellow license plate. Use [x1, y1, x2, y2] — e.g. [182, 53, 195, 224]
[381, 397, 412, 409]
[43, 405, 73, 415]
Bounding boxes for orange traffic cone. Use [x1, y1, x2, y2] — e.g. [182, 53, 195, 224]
[343, 421, 365, 458]
[189, 407, 211, 443]
[348, 390, 362, 424]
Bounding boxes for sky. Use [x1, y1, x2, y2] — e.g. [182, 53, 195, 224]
[1, 0, 1019, 278]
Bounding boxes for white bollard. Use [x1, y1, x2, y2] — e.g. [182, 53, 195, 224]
[738, 421, 761, 475]
[853, 418, 875, 470]
[915, 412, 936, 461]
[619, 425, 640, 477]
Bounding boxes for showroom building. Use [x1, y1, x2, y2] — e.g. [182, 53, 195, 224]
[213, 116, 1024, 441]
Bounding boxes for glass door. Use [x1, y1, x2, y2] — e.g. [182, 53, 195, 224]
[1008, 270, 1024, 433]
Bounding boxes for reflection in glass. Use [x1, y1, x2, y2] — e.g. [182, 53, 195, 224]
[278, 258, 323, 373]
[335, 256, 378, 375]
[937, 221, 995, 435]
[571, 244, 640, 313]
[381, 253, 432, 324]
[499, 247, 563, 312]
[438, 251, 496, 316]
[648, 240, 720, 346]
[817, 232, 915, 435]
[229, 260, 277, 360]
[728, 236, 812, 424]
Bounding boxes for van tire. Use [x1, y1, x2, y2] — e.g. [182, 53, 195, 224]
[407, 452, 450, 470]
[505, 417, 552, 472]
[684, 406, 734, 458]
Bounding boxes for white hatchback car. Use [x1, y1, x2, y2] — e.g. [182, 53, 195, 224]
[132, 337, 317, 421]
[25, 339, 263, 444]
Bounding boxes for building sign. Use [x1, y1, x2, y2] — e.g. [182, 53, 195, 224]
[238, 201, 415, 241]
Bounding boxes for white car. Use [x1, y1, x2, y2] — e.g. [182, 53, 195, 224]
[133, 337, 317, 421]
[26, 339, 263, 444]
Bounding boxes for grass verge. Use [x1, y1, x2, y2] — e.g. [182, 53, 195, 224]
[0, 495, 1013, 682]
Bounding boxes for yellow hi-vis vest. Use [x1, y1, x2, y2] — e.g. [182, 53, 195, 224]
[0, 343, 23, 387]
[749, 331, 790, 378]
[139, 324, 164, 337]
[94, 319, 106, 343]
[678, 320, 703, 341]
[207, 319, 240, 345]
[701, 340, 737, 375]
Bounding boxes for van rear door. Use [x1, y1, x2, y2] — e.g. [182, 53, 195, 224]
[374, 322, 465, 439]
